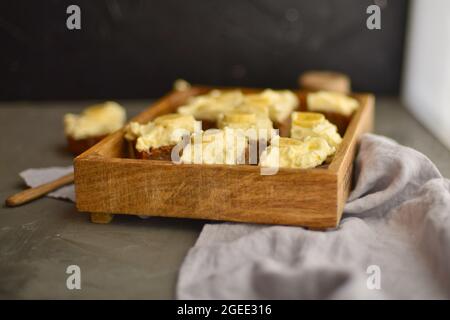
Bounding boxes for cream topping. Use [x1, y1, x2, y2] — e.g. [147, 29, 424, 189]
[64, 101, 126, 140]
[177, 89, 298, 124]
[290, 112, 342, 155]
[260, 136, 332, 169]
[240, 95, 271, 116]
[177, 90, 244, 121]
[180, 128, 247, 165]
[125, 113, 199, 152]
[257, 89, 299, 123]
[307, 91, 359, 116]
[218, 111, 274, 140]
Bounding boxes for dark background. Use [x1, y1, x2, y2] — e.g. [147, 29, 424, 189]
[0, 0, 408, 100]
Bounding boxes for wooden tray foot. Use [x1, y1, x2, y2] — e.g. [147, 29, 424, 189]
[90, 213, 114, 224]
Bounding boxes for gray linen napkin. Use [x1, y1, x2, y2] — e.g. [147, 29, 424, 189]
[176, 134, 450, 299]
[20, 166, 75, 202]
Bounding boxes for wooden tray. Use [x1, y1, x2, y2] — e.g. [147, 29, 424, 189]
[74, 86, 374, 229]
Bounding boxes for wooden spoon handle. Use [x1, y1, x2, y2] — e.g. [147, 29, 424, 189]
[5, 172, 74, 207]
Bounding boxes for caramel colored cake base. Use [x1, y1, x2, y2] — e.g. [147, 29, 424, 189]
[67, 135, 106, 156]
[200, 119, 217, 130]
[136, 145, 175, 161]
[274, 118, 291, 137]
[133, 142, 257, 165]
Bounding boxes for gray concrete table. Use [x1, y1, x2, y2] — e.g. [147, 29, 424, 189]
[0, 98, 449, 299]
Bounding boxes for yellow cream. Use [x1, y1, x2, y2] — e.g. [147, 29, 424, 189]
[260, 136, 332, 169]
[177, 90, 244, 121]
[180, 129, 247, 165]
[307, 91, 359, 116]
[177, 89, 298, 124]
[125, 113, 199, 152]
[290, 112, 342, 154]
[240, 95, 271, 116]
[64, 101, 126, 140]
[257, 89, 299, 123]
[218, 111, 274, 140]
[153, 113, 198, 132]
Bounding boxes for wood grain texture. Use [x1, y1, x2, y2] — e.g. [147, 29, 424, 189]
[329, 93, 375, 221]
[74, 86, 374, 228]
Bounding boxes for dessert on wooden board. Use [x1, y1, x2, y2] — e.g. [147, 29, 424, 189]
[217, 110, 273, 162]
[62, 79, 359, 169]
[179, 128, 248, 165]
[306, 91, 359, 135]
[177, 90, 244, 130]
[73, 84, 374, 228]
[125, 113, 199, 160]
[6, 71, 372, 229]
[124, 84, 359, 169]
[260, 136, 333, 169]
[178, 89, 298, 134]
[291, 112, 342, 154]
[298, 70, 359, 135]
[64, 101, 126, 155]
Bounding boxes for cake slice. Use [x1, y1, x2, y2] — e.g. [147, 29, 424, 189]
[243, 89, 299, 136]
[177, 89, 299, 135]
[177, 90, 244, 129]
[217, 110, 274, 164]
[260, 136, 332, 169]
[290, 112, 342, 157]
[125, 113, 199, 160]
[306, 91, 359, 135]
[180, 128, 248, 165]
[64, 101, 126, 155]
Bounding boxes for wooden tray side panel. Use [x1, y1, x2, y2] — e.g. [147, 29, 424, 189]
[331, 94, 375, 218]
[75, 158, 338, 228]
